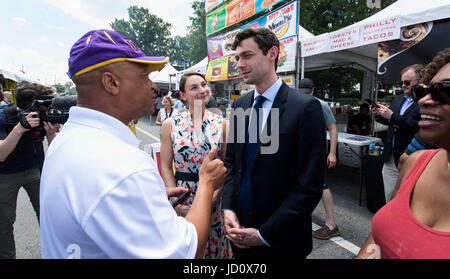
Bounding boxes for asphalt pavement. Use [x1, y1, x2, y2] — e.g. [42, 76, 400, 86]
[14, 113, 375, 259]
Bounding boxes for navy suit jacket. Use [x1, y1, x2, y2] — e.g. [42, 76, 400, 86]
[222, 82, 326, 257]
[375, 93, 420, 166]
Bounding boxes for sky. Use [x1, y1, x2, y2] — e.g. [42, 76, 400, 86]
[0, 0, 194, 85]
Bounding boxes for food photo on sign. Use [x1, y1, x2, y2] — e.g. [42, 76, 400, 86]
[205, 0, 299, 80]
[206, 56, 229, 81]
[226, 0, 255, 26]
[207, 36, 224, 61]
[206, 0, 288, 36]
[206, 29, 241, 62]
[277, 36, 297, 72]
[206, 7, 227, 35]
[259, 0, 280, 9]
[240, 0, 297, 39]
[378, 18, 450, 84]
[227, 55, 240, 79]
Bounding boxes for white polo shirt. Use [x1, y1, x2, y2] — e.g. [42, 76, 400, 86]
[40, 106, 197, 259]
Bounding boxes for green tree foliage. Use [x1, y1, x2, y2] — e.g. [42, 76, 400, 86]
[301, 0, 398, 35]
[185, 0, 207, 65]
[167, 35, 191, 70]
[53, 83, 65, 94]
[110, 6, 173, 57]
[64, 81, 78, 95]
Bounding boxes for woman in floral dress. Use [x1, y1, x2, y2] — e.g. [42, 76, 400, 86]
[160, 72, 233, 259]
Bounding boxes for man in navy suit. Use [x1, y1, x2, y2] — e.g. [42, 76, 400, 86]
[372, 64, 422, 202]
[222, 28, 326, 259]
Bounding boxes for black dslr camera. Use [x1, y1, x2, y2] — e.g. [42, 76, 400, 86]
[3, 95, 77, 142]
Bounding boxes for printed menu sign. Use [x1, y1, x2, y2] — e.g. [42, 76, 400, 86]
[328, 27, 359, 51]
[206, 0, 299, 80]
[360, 17, 401, 45]
[301, 34, 328, 57]
[206, 0, 287, 36]
[206, 0, 224, 13]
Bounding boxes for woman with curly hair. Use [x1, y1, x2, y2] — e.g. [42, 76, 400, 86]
[356, 48, 450, 259]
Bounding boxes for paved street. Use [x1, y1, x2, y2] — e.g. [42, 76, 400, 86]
[15, 113, 374, 259]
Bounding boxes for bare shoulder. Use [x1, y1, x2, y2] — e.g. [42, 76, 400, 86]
[402, 150, 427, 174]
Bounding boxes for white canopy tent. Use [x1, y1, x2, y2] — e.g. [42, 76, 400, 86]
[0, 68, 40, 84]
[299, 0, 450, 98]
[178, 57, 208, 75]
[301, 0, 450, 71]
[149, 63, 178, 84]
[298, 25, 315, 40]
[174, 57, 208, 90]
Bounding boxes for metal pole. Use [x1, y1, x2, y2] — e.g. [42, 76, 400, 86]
[301, 57, 305, 80]
[169, 74, 172, 92]
[296, 0, 301, 88]
[295, 40, 301, 88]
[372, 72, 379, 137]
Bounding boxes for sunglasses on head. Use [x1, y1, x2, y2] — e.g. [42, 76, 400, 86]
[411, 81, 450, 104]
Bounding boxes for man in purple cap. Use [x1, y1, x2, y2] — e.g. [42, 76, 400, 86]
[39, 30, 226, 259]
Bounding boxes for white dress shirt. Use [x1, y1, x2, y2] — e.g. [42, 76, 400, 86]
[40, 107, 197, 259]
[250, 78, 283, 130]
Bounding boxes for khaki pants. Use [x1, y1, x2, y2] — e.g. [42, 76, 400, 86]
[382, 154, 399, 203]
[0, 168, 40, 259]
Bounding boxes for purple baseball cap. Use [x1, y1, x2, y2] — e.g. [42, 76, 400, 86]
[67, 29, 169, 78]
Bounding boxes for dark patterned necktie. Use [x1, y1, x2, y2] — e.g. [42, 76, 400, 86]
[238, 95, 266, 213]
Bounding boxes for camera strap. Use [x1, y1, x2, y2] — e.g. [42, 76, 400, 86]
[18, 113, 32, 129]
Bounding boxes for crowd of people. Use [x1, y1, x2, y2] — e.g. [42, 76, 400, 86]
[0, 27, 449, 259]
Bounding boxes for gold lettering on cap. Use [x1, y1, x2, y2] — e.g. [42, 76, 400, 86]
[104, 31, 117, 44]
[125, 40, 141, 53]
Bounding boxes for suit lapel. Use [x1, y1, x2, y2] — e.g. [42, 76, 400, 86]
[236, 92, 254, 159]
[260, 82, 288, 143]
[402, 99, 417, 116]
[393, 94, 405, 113]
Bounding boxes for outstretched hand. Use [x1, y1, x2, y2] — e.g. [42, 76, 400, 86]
[199, 146, 227, 191]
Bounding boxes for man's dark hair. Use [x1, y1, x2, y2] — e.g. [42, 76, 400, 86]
[15, 83, 51, 109]
[231, 28, 280, 71]
[401, 64, 424, 80]
[421, 48, 450, 85]
[172, 90, 181, 99]
[360, 103, 370, 110]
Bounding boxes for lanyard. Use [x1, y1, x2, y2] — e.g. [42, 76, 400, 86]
[165, 108, 173, 119]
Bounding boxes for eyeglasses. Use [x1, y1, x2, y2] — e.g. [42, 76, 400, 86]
[411, 81, 450, 104]
[400, 80, 417, 86]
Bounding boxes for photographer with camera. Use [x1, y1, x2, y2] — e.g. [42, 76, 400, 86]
[0, 83, 60, 259]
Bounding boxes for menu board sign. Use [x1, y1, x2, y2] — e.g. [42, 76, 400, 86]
[206, 0, 287, 36]
[206, 0, 224, 13]
[206, 0, 299, 81]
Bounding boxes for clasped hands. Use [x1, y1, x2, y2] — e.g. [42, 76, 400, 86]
[222, 209, 264, 248]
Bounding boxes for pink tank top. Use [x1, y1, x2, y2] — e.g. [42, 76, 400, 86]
[371, 149, 450, 259]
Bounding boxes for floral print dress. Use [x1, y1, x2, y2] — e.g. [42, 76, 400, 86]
[170, 109, 233, 259]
